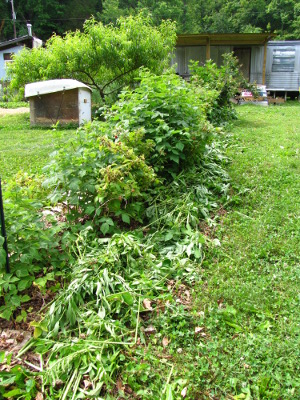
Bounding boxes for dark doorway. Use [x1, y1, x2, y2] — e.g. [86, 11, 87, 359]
[234, 48, 251, 80]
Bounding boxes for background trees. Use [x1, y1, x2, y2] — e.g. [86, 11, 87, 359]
[1, 0, 300, 42]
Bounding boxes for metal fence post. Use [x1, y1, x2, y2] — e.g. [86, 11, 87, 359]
[0, 178, 10, 273]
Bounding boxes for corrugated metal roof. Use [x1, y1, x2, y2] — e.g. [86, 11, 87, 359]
[25, 79, 92, 97]
[268, 40, 300, 46]
[177, 33, 275, 46]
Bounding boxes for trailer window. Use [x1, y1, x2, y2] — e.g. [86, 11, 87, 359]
[272, 47, 295, 72]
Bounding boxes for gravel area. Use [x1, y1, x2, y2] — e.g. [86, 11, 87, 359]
[0, 107, 29, 116]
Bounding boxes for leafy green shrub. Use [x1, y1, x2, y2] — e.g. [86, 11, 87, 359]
[189, 53, 251, 125]
[104, 70, 214, 178]
[0, 355, 38, 400]
[43, 123, 157, 233]
[0, 174, 70, 320]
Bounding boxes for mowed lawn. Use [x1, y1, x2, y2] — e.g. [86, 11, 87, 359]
[183, 103, 300, 398]
[0, 112, 76, 180]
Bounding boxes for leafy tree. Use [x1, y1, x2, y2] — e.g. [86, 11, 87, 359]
[9, 0, 65, 40]
[62, 0, 102, 32]
[292, 2, 300, 38]
[267, 0, 297, 38]
[0, 1, 14, 41]
[137, 0, 185, 28]
[2, 0, 300, 42]
[8, 13, 176, 103]
[100, 0, 130, 24]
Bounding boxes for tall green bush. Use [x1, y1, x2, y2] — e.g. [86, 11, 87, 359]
[189, 53, 252, 125]
[104, 70, 215, 178]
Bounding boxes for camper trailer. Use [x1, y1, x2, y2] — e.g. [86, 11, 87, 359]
[265, 41, 300, 99]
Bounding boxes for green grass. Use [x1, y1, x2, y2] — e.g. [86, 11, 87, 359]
[0, 113, 76, 180]
[0, 101, 28, 109]
[169, 103, 300, 398]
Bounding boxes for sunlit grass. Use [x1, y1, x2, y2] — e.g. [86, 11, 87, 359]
[183, 103, 300, 398]
[0, 113, 76, 180]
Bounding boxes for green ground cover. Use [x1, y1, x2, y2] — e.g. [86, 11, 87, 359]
[0, 102, 28, 109]
[0, 102, 299, 399]
[180, 103, 300, 398]
[0, 113, 76, 180]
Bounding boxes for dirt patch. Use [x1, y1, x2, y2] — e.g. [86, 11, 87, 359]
[0, 107, 29, 117]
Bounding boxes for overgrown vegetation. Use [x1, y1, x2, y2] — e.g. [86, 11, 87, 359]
[7, 13, 176, 103]
[1, 0, 300, 41]
[1, 58, 299, 398]
[190, 54, 255, 125]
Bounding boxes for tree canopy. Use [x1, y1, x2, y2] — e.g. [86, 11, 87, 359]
[1, 0, 300, 42]
[8, 13, 176, 102]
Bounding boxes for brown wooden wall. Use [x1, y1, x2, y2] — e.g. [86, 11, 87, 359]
[29, 89, 79, 126]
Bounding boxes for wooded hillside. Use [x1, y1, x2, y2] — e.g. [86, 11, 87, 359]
[1, 0, 300, 42]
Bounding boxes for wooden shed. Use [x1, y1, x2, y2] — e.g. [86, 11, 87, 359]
[25, 79, 92, 126]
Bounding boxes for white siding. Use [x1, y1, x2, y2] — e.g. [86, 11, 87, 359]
[78, 88, 92, 125]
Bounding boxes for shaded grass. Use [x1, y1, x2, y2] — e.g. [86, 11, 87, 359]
[0, 113, 76, 180]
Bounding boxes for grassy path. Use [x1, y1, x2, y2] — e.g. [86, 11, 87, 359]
[187, 104, 300, 398]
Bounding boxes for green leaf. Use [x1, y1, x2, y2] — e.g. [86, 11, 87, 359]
[20, 295, 31, 303]
[0, 308, 13, 320]
[164, 232, 173, 241]
[35, 277, 48, 288]
[67, 301, 77, 326]
[0, 351, 5, 363]
[3, 389, 23, 398]
[176, 142, 184, 151]
[165, 385, 173, 400]
[224, 320, 243, 332]
[10, 295, 21, 307]
[0, 249, 6, 266]
[18, 278, 32, 291]
[121, 213, 131, 224]
[122, 292, 134, 306]
[33, 327, 43, 339]
[85, 205, 95, 215]
[100, 222, 110, 236]
[169, 154, 179, 164]
[99, 217, 114, 226]
[194, 249, 201, 259]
